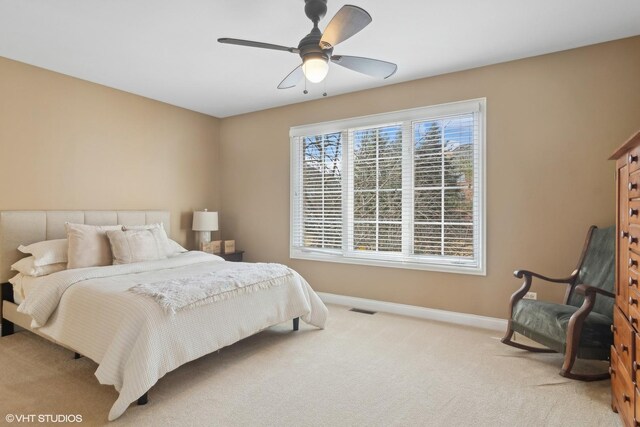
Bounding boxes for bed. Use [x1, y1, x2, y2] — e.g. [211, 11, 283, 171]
[0, 210, 327, 421]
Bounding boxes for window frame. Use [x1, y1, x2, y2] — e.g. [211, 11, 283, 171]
[290, 98, 486, 275]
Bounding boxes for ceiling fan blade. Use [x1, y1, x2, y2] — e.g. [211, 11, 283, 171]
[320, 5, 372, 49]
[218, 38, 299, 54]
[278, 64, 304, 89]
[331, 55, 397, 79]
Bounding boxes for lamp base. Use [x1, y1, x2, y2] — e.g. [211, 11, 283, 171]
[196, 231, 212, 250]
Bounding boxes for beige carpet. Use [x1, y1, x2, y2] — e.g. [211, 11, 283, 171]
[0, 304, 621, 426]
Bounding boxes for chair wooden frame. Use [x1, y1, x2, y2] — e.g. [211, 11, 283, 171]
[501, 226, 615, 381]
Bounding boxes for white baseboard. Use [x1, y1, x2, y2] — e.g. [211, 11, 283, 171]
[317, 292, 508, 332]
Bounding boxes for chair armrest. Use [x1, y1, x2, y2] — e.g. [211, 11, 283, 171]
[568, 284, 613, 334]
[506, 270, 578, 319]
[563, 283, 612, 364]
[574, 284, 615, 299]
[514, 270, 576, 284]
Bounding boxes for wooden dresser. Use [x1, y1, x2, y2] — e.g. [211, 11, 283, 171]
[611, 130, 640, 426]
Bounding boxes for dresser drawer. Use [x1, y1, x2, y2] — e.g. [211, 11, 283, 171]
[630, 287, 640, 322]
[629, 147, 640, 174]
[629, 250, 640, 271]
[620, 267, 631, 317]
[629, 226, 640, 250]
[631, 387, 640, 426]
[630, 201, 640, 225]
[630, 269, 639, 289]
[621, 166, 630, 226]
[634, 332, 640, 381]
[611, 346, 634, 422]
[630, 172, 640, 199]
[628, 266, 640, 320]
[615, 307, 634, 371]
[630, 305, 640, 333]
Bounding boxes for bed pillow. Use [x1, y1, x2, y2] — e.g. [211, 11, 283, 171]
[123, 223, 166, 231]
[106, 228, 169, 265]
[66, 223, 123, 269]
[11, 256, 66, 277]
[18, 238, 68, 266]
[8, 273, 26, 302]
[167, 239, 188, 255]
[123, 223, 186, 256]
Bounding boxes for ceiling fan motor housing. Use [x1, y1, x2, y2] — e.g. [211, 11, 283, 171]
[305, 0, 327, 23]
[298, 26, 332, 62]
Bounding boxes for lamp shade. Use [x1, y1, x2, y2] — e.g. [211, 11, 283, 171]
[303, 56, 329, 83]
[192, 210, 218, 231]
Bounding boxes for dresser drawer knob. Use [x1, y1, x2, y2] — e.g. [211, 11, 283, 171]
[624, 393, 632, 403]
[623, 231, 630, 238]
[632, 237, 639, 245]
[609, 366, 615, 375]
[631, 183, 639, 191]
[630, 154, 639, 164]
[622, 343, 630, 352]
[630, 297, 638, 306]
[612, 324, 617, 333]
[631, 208, 639, 217]
[634, 361, 639, 371]
[629, 317, 637, 326]
[630, 277, 638, 286]
[630, 258, 637, 267]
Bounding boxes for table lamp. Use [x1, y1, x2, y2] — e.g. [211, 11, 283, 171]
[192, 209, 218, 249]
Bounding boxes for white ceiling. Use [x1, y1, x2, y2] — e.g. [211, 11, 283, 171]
[1, 0, 639, 118]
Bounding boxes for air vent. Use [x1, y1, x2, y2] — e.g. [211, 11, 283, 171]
[349, 308, 377, 315]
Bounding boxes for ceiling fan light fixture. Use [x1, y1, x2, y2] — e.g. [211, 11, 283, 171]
[219, 2, 396, 90]
[302, 55, 329, 83]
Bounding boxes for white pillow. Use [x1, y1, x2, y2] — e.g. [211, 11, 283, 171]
[11, 256, 66, 277]
[66, 223, 123, 269]
[18, 238, 68, 266]
[9, 273, 26, 302]
[123, 223, 166, 231]
[123, 223, 185, 256]
[106, 228, 168, 265]
[167, 239, 188, 255]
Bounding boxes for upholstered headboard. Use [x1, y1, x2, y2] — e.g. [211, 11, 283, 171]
[0, 210, 170, 283]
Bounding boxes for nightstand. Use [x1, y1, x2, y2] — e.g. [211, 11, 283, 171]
[219, 250, 244, 262]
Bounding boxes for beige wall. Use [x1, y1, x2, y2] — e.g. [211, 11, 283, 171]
[0, 57, 221, 248]
[219, 36, 640, 319]
[2, 37, 639, 320]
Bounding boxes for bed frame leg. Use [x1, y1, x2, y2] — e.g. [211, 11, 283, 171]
[138, 392, 148, 405]
[1, 283, 15, 337]
[293, 317, 299, 331]
[1, 320, 14, 337]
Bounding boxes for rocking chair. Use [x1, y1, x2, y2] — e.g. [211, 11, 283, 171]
[501, 225, 615, 381]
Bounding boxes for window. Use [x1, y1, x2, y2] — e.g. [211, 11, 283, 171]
[290, 99, 485, 275]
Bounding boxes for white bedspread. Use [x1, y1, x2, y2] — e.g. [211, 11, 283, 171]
[17, 252, 328, 421]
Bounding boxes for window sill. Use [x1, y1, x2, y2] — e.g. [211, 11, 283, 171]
[290, 249, 486, 276]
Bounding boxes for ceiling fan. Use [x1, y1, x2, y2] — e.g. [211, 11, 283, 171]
[218, 0, 397, 91]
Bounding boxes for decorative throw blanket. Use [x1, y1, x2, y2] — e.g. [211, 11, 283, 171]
[128, 262, 293, 313]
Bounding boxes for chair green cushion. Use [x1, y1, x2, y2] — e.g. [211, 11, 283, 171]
[511, 299, 612, 360]
[567, 226, 615, 317]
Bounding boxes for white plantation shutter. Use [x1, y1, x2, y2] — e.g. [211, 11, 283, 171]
[299, 133, 343, 249]
[291, 99, 485, 275]
[412, 114, 478, 259]
[348, 124, 403, 254]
